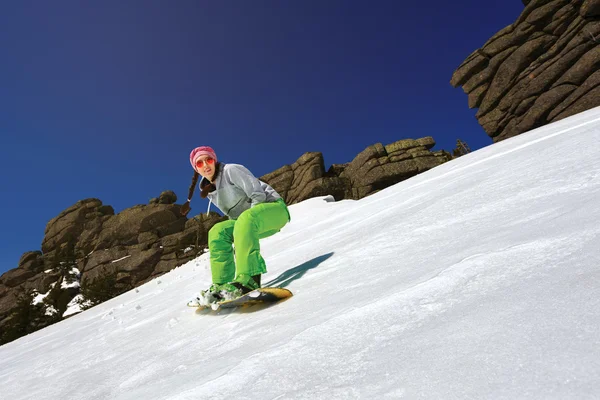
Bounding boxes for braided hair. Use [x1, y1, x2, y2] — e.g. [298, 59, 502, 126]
[186, 171, 200, 202]
[186, 162, 221, 201]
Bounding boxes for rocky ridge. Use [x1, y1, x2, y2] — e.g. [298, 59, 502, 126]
[451, 0, 600, 142]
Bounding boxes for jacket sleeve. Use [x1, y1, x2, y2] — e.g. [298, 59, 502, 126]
[226, 165, 267, 207]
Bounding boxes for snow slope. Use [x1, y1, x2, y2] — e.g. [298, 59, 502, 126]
[1, 108, 600, 399]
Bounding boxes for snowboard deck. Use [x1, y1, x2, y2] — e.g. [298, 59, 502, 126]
[191, 287, 293, 311]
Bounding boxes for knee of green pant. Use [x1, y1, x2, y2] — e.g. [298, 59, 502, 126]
[234, 210, 258, 233]
[278, 199, 291, 221]
[208, 222, 231, 244]
[259, 228, 280, 239]
[208, 226, 219, 243]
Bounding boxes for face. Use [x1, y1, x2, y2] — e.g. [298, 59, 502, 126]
[195, 157, 216, 180]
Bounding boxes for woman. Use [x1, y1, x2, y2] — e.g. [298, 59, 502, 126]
[182, 146, 290, 303]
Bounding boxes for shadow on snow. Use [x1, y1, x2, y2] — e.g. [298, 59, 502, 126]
[265, 252, 334, 288]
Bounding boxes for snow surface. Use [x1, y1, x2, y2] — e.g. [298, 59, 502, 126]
[1, 108, 600, 399]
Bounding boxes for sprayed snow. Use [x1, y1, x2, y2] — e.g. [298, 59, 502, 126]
[1, 107, 600, 399]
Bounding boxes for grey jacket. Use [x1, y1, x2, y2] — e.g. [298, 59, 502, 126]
[201, 163, 282, 219]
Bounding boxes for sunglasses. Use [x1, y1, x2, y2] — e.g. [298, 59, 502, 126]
[195, 157, 215, 169]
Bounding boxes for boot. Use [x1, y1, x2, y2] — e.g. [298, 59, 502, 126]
[229, 274, 261, 295]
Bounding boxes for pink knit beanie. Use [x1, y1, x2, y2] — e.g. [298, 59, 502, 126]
[189, 146, 217, 172]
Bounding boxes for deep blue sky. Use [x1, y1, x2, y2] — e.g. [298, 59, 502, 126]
[0, 1, 524, 274]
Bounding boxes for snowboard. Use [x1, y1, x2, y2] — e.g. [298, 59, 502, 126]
[190, 287, 293, 311]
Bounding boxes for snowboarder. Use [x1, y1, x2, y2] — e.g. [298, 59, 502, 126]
[181, 146, 290, 304]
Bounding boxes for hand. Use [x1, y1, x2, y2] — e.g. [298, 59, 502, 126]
[181, 201, 191, 216]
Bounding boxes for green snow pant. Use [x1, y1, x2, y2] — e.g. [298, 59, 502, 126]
[208, 199, 290, 284]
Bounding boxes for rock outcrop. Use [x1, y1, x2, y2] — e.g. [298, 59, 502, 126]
[0, 192, 225, 339]
[0, 138, 449, 344]
[261, 137, 450, 203]
[451, 0, 600, 142]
